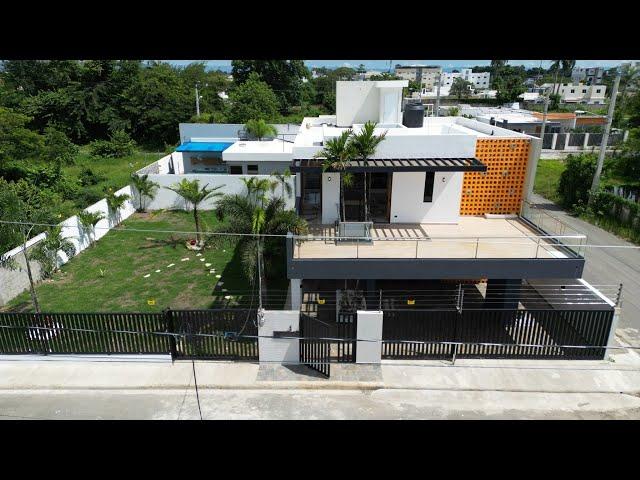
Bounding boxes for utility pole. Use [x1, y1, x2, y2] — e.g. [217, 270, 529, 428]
[435, 73, 442, 117]
[195, 82, 201, 117]
[590, 69, 621, 202]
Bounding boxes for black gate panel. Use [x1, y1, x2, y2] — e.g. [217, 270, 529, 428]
[382, 309, 457, 360]
[171, 309, 258, 360]
[300, 313, 331, 377]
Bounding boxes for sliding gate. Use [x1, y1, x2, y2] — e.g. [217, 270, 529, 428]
[382, 308, 615, 360]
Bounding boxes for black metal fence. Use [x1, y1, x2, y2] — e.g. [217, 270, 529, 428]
[0, 309, 258, 360]
[382, 307, 614, 361]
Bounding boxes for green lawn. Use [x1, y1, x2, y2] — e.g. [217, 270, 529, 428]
[533, 158, 566, 203]
[5, 211, 288, 313]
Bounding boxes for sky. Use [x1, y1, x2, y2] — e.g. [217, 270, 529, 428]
[167, 59, 637, 72]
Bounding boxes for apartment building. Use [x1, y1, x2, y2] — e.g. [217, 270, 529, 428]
[394, 64, 442, 89]
[441, 68, 491, 90]
[571, 66, 605, 85]
[541, 83, 607, 104]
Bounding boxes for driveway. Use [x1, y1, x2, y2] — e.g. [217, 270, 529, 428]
[529, 193, 640, 346]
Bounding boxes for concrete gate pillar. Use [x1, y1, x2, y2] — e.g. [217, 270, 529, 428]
[356, 310, 383, 364]
[288, 278, 302, 310]
[258, 310, 300, 365]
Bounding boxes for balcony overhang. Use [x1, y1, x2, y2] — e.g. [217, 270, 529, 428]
[290, 157, 487, 173]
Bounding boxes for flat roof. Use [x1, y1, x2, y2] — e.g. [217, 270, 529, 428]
[176, 141, 234, 152]
[224, 139, 293, 155]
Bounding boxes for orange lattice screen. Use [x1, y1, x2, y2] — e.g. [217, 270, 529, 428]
[460, 138, 531, 215]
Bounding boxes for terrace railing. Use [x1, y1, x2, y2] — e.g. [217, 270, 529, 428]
[292, 232, 587, 259]
[520, 200, 587, 256]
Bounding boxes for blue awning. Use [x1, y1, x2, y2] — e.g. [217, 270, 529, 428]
[176, 142, 234, 152]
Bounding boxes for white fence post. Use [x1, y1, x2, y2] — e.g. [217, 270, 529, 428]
[583, 133, 590, 149]
[564, 133, 571, 150]
[356, 310, 383, 364]
[605, 307, 622, 361]
[551, 133, 558, 150]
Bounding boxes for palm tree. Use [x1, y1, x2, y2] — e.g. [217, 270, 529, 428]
[30, 225, 76, 280]
[314, 129, 354, 222]
[130, 173, 159, 212]
[104, 188, 131, 226]
[166, 179, 225, 244]
[244, 119, 278, 141]
[77, 210, 105, 247]
[349, 121, 387, 222]
[212, 194, 308, 301]
[241, 177, 275, 208]
[550, 60, 575, 99]
[270, 168, 293, 202]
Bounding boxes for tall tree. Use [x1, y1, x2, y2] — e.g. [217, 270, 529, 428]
[226, 72, 280, 123]
[231, 60, 310, 113]
[450, 77, 473, 100]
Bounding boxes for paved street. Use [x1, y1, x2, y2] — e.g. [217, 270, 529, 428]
[1, 389, 639, 420]
[530, 193, 640, 346]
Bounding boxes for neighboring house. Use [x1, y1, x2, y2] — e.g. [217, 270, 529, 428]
[541, 83, 607, 105]
[571, 66, 605, 85]
[458, 105, 565, 134]
[171, 123, 299, 175]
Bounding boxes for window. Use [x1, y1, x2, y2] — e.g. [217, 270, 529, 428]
[596, 89, 601, 93]
[229, 166, 243, 175]
[423, 172, 435, 203]
[570, 89, 575, 93]
[582, 89, 587, 93]
[247, 165, 259, 174]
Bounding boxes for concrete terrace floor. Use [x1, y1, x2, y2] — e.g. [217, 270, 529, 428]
[295, 217, 571, 260]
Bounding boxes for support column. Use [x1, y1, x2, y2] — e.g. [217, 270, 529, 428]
[485, 279, 522, 309]
[564, 133, 571, 150]
[356, 310, 383, 364]
[289, 278, 302, 310]
[258, 310, 300, 365]
[583, 133, 590, 150]
[551, 133, 558, 150]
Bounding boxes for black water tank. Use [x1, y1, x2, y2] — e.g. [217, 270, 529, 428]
[403, 102, 425, 128]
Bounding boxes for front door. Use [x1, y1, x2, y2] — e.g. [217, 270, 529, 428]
[369, 172, 391, 223]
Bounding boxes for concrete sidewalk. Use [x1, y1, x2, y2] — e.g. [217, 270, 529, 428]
[1, 348, 640, 394]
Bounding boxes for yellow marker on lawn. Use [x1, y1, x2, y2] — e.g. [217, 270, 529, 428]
[147, 299, 156, 305]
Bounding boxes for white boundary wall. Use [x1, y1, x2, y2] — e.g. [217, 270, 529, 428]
[258, 310, 300, 364]
[144, 174, 296, 211]
[0, 185, 135, 306]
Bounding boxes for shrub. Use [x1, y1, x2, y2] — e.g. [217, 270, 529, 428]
[78, 166, 103, 186]
[89, 129, 136, 158]
[557, 153, 597, 210]
[44, 126, 79, 165]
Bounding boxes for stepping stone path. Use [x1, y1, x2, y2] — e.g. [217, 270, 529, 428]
[215, 274, 222, 279]
[196, 253, 202, 257]
[181, 258, 189, 262]
[167, 263, 175, 268]
[143, 274, 151, 278]
[205, 263, 212, 267]
[155, 269, 161, 273]
[200, 258, 205, 262]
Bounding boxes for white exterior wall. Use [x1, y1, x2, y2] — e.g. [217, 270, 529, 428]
[144, 174, 296, 211]
[321, 173, 341, 224]
[0, 185, 135, 307]
[258, 310, 300, 364]
[390, 171, 463, 223]
[336, 82, 380, 127]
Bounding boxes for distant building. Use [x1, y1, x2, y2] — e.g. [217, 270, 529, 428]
[440, 69, 491, 90]
[541, 83, 607, 105]
[571, 67, 605, 85]
[394, 64, 442, 89]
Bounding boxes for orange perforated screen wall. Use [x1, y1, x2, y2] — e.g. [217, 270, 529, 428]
[460, 138, 531, 215]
